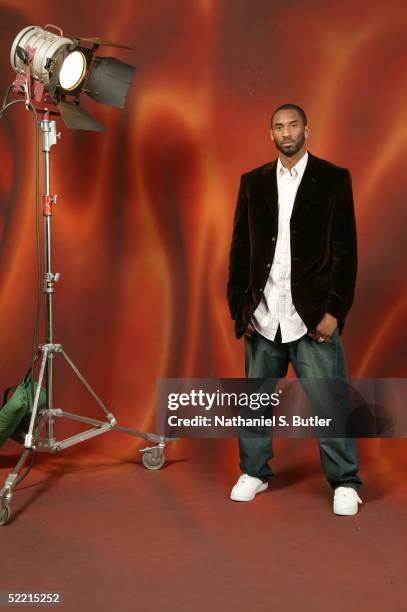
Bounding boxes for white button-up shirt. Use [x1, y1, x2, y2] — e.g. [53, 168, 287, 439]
[252, 151, 309, 343]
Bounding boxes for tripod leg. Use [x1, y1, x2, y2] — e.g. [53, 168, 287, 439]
[25, 347, 48, 448]
[0, 448, 34, 525]
[60, 349, 115, 421]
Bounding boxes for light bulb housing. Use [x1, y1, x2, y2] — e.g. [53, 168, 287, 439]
[9, 25, 136, 131]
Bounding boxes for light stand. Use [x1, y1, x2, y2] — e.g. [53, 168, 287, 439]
[0, 28, 176, 526]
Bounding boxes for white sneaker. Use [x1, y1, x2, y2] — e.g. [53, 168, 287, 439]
[333, 487, 362, 515]
[230, 474, 268, 502]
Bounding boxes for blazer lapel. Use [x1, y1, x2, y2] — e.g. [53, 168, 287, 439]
[291, 152, 318, 221]
[260, 160, 278, 222]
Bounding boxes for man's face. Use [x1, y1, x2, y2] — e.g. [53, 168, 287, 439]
[270, 109, 309, 157]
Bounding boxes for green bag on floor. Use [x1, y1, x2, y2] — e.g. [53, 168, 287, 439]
[0, 373, 46, 447]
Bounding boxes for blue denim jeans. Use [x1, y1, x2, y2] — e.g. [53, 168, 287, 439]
[238, 328, 362, 490]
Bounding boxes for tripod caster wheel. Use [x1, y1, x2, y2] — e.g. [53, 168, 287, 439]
[142, 448, 165, 471]
[0, 501, 11, 526]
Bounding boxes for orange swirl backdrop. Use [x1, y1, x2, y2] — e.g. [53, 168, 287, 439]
[0, 0, 406, 465]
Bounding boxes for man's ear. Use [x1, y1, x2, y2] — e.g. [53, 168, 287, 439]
[304, 126, 309, 139]
[270, 129, 275, 142]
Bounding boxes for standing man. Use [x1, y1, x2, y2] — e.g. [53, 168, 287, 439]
[226, 103, 362, 515]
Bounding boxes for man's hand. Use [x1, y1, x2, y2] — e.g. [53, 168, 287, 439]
[244, 322, 256, 338]
[308, 312, 338, 342]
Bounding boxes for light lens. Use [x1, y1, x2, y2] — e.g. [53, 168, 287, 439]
[59, 50, 86, 91]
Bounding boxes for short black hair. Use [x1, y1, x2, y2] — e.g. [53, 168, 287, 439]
[271, 103, 307, 127]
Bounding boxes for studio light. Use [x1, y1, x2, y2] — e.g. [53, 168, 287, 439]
[10, 24, 136, 131]
[0, 24, 173, 526]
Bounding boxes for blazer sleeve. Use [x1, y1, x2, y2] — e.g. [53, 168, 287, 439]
[226, 174, 251, 320]
[326, 169, 358, 321]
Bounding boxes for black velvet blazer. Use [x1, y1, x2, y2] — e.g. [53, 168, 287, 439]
[226, 152, 357, 339]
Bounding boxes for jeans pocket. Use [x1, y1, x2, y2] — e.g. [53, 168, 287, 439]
[328, 327, 339, 343]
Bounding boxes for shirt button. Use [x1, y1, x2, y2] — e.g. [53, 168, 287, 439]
[259, 288, 263, 292]
[266, 263, 271, 268]
[272, 236, 276, 242]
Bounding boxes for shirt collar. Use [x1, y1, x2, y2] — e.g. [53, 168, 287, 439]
[277, 150, 308, 180]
